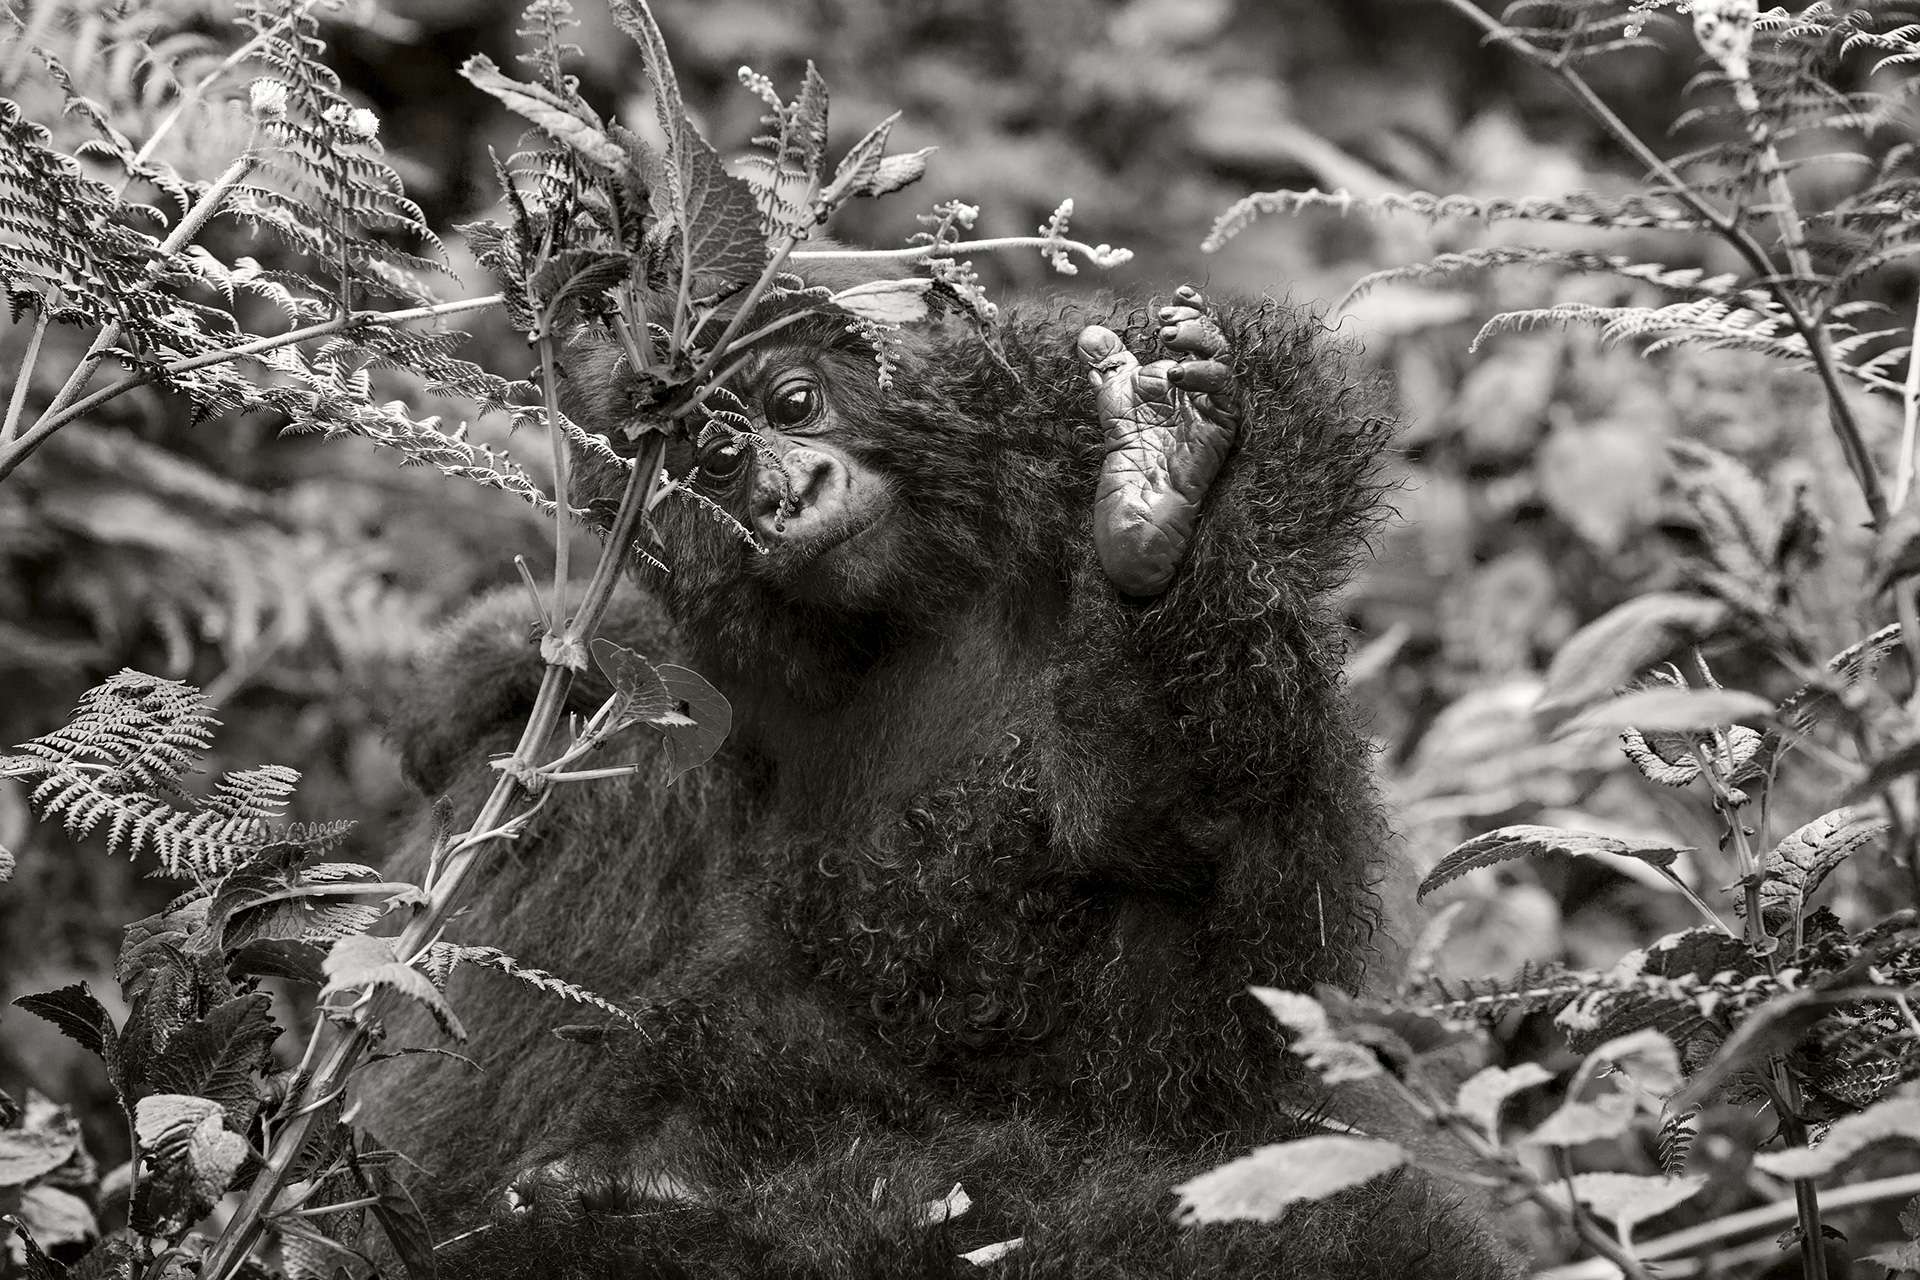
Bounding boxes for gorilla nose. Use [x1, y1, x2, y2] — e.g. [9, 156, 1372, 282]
[753, 446, 846, 538]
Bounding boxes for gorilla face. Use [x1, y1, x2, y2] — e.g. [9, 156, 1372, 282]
[654, 342, 926, 631]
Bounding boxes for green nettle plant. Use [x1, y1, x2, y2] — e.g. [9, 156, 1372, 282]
[0, 0, 1129, 1275]
[1176, 2, 1920, 1278]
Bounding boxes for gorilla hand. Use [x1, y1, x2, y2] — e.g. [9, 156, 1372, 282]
[1077, 285, 1241, 598]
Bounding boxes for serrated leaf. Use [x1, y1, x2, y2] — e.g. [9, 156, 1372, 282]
[225, 938, 327, 985]
[527, 249, 632, 331]
[1418, 825, 1687, 899]
[13, 983, 116, 1060]
[1250, 988, 1381, 1084]
[16, 1185, 93, 1252]
[1754, 1097, 1920, 1178]
[1558, 688, 1771, 737]
[609, 0, 765, 291]
[1866, 1241, 1920, 1273]
[831, 279, 933, 323]
[1172, 1136, 1406, 1224]
[322, 936, 465, 1041]
[1757, 807, 1888, 923]
[1537, 595, 1729, 718]
[461, 56, 627, 175]
[139, 994, 280, 1126]
[591, 637, 674, 727]
[0, 842, 12, 882]
[1455, 1063, 1552, 1139]
[822, 113, 896, 204]
[1568, 1173, 1705, 1234]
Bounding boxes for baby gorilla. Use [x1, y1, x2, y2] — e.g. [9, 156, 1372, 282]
[367, 286, 1518, 1279]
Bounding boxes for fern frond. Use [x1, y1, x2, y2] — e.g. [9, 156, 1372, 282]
[1471, 298, 1823, 369]
[1204, 187, 1705, 252]
[1412, 962, 1589, 1023]
[433, 944, 644, 1028]
[1340, 248, 1757, 311]
[0, 95, 168, 333]
[0, 670, 295, 877]
[231, 0, 443, 304]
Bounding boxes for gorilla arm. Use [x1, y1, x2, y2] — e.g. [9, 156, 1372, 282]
[1019, 291, 1395, 995]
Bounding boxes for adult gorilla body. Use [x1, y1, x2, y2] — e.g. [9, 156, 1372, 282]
[367, 281, 1517, 1279]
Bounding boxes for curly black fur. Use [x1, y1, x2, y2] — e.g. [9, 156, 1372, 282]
[361, 291, 1520, 1279]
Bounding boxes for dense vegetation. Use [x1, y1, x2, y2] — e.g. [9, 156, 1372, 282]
[1, 1, 1918, 1277]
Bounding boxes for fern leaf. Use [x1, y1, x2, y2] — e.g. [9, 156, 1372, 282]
[432, 944, 643, 1028]
[1340, 248, 1756, 311]
[1204, 187, 1705, 253]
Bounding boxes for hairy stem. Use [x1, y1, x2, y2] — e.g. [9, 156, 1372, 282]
[197, 424, 665, 1280]
[539, 328, 571, 626]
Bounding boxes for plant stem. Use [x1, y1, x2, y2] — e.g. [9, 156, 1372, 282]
[196, 435, 663, 1280]
[1433, 0, 1888, 528]
[0, 293, 503, 482]
[1, 305, 51, 448]
[538, 328, 571, 627]
[1898, 299, 1920, 509]
[791, 235, 1124, 265]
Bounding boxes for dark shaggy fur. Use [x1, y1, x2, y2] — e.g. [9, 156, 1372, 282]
[362, 293, 1520, 1279]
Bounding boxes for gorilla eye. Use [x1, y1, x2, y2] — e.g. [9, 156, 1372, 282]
[766, 378, 821, 429]
[697, 435, 750, 483]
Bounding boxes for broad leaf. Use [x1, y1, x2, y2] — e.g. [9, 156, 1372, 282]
[831, 279, 933, 323]
[322, 936, 465, 1040]
[1455, 1063, 1552, 1139]
[1568, 1173, 1704, 1234]
[1537, 595, 1729, 718]
[1419, 825, 1687, 899]
[1249, 988, 1381, 1084]
[1558, 688, 1771, 736]
[0, 1128, 77, 1189]
[1173, 1136, 1405, 1224]
[1753, 1097, 1920, 1178]
[592, 640, 732, 782]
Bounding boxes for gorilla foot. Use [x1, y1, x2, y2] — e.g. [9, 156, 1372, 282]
[500, 1152, 703, 1225]
[1077, 284, 1242, 598]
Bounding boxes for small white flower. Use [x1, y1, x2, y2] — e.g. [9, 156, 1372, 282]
[345, 107, 380, 141]
[249, 79, 289, 118]
[1693, 0, 1757, 81]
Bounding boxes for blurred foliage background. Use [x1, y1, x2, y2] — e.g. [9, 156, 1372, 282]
[1, 0, 1903, 1231]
